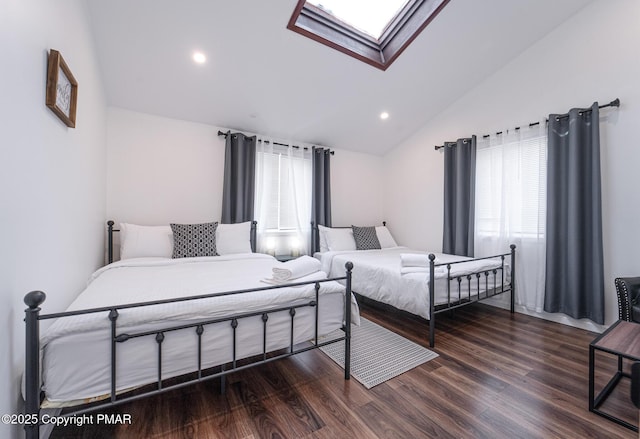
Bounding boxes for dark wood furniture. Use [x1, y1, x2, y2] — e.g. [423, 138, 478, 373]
[589, 319, 640, 431]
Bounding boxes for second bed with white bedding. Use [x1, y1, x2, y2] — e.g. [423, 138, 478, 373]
[317, 246, 510, 320]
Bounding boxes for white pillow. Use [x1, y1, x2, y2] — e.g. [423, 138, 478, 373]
[317, 225, 330, 252]
[216, 222, 253, 255]
[119, 223, 173, 260]
[325, 227, 357, 251]
[376, 226, 398, 248]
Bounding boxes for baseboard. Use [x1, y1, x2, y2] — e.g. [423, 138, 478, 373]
[482, 296, 608, 334]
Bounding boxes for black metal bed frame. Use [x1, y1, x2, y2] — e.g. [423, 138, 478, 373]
[427, 247, 515, 347]
[24, 221, 353, 439]
[310, 222, 515, 347]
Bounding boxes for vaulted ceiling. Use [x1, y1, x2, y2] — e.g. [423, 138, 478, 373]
[86, 0, 594, 155]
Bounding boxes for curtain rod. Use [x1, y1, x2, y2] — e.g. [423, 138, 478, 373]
[434, 98, 620, 150]
[217, 130, 334, 155]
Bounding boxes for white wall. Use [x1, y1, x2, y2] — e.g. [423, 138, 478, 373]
[0, 1, 107, 437]
[383, 0, 640, 330]
[107, 108, 225, 225]
[106, 108, 385, 230]
[330, 148, 385, 227]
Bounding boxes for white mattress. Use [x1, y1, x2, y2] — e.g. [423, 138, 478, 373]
[36, 253, 359, 405]
[317, 247, 510, 320]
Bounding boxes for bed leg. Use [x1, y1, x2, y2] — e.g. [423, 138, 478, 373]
[429, 317, 435, 348]
[220, 364, 226, 395]
[428, 254, 436, 348]
[510, 244, 516, 314]
[24, 291, 46, 439]
[344, 262, 353, 380]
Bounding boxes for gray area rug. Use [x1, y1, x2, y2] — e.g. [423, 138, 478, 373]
[319, 318, 439, 389]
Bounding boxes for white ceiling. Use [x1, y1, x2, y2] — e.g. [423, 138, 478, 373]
[86, 0, 594, 155]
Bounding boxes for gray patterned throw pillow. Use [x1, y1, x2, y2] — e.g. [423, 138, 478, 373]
[170, 222, 218, 258]
[352, 225, 381, 250]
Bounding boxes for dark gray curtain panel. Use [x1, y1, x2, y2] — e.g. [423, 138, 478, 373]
[544, 103, 604, 324]
[311, 146, 332, 228]
[442, 136, 476, 257]
[221, 132, 257, 224]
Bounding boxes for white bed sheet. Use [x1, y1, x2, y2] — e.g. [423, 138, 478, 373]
[37, 253, 359, 404]
[317, 247, 510, 320]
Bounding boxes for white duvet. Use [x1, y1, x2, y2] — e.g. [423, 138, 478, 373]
[318, 247, 510, 319]
[36, 253, 359, 404]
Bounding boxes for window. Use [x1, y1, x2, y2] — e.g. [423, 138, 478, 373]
[258, 147, 311, 231]
[306, 0, 410, 39]
[287, 0, 450, 70]
[475, 132, 547, 238]
[474, 124, 547, 313]
[255, 140, 312, 254]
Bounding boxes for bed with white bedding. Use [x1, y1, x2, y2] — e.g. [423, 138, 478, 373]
[318, 247, 509, 317]
[312, 223, 515, 347]
[23, 221, 357, 439]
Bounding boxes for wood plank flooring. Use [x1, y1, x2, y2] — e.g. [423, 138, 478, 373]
[50, 303, 637, 438]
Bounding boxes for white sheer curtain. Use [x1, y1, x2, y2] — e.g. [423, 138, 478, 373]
[474, 122, 547, 312]
[254, 138, 312, 256]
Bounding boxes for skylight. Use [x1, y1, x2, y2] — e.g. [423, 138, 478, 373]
[288, 0, 450, 71]
[306, 0, 410, 40]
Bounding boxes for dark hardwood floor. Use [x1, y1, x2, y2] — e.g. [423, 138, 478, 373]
[50, 303, 637, 438]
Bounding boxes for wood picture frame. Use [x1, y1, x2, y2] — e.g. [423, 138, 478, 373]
[46, 49, 78, 128]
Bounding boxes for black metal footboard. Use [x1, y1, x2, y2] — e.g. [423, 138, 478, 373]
[23, 263, 353, 439]
[427, 245, 516, 347]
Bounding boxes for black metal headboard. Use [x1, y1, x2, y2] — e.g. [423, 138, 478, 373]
[107, 220, 117, 264]
[310, 221, 387, 254]
[107, 220, 258, 264]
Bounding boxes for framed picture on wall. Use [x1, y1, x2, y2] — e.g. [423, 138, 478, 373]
[45, 49, 78, 128]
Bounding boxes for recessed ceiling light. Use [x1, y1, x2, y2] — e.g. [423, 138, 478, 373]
[193, 52, 206, 64]
[380, 112, 389, 120]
